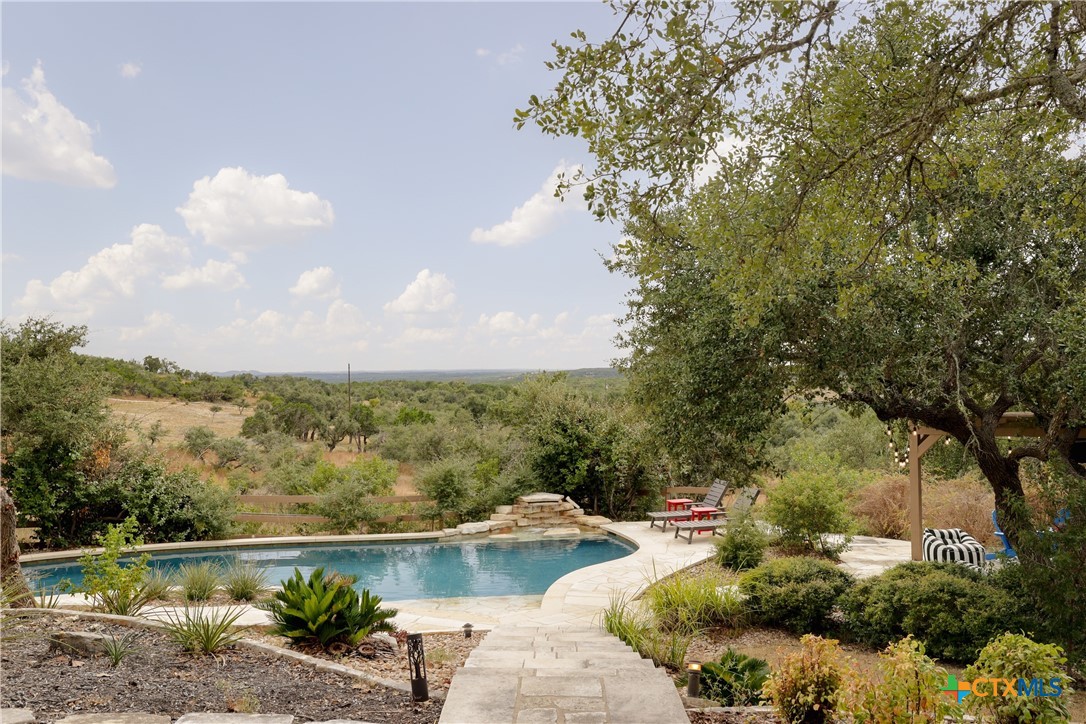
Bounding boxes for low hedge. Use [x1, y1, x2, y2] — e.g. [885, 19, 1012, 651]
[739, 557, 854, 634]
[840, 561, 1021, 662]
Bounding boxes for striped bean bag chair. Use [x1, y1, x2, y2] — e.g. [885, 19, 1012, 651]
[922, 528, 987, 570]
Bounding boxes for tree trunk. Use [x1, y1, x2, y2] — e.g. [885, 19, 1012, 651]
[970, 430, 1034, 555]
[1, 486, 34, 607]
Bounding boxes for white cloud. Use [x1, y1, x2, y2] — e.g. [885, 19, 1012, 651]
[392, 326, 458, 346]
[162, 259, 246, 291]
[693, 133, 746, 188]
[497, 44, 525, 65]
[475, 44, 523, 65]
[119, 62, 141, 79]
[289, 266, 341, 299]
[176, 167, 334, 258]
[118, 311, 178, 341]
[470, 162, 584, 246]
[2, 62, 117, 188]
[292, 299, 374, 342]
[473, 311, 542, 336]
[18, 224, 189, 318]
[384, 269, 456, 315]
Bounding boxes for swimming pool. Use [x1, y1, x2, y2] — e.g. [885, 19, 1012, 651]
[23, 535, 636, 601]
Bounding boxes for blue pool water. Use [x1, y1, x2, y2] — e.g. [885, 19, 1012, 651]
[23, 535, 636, 601]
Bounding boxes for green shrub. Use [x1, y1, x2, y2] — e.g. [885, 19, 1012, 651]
[700, 649, 770, 706]
[182, 426, 217, 461]
[102, 461, 237, 542]
[161, 605, 247, 654]
[714, 514, 768, 571]
[963, 633, 1074, 724]
[739, 557, 853, 634]
[176, 561, 222, 602]
[763, 634, 846, 724]
[221, 561, 268, 602]
[990, 466, 1086, 671]
[765, 470, 855, 558]
[845, 636, 961, 723]
[73, 517, 153, 616]
[645, 568, 746, 632]
[259, 567, 397, 649]
[314, 456, 397, 532]
[840, 561, 1018, 662]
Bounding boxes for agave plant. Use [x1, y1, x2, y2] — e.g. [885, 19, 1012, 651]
[258, 567, 397, 649]
[700, 648, 771, 706]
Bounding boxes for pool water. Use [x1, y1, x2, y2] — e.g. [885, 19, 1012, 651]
[24, 535, 636, 601]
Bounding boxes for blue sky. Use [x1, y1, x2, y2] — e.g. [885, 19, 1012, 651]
[2, 2, 632, 372]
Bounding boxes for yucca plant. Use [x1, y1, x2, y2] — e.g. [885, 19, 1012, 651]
[221, 561, 268, 602]
[102, 631, 141, 666]
[1, 575, 34, 608]
[160, 605, 247, 654]
[96, 583, 155, 617]
[33, 585, 64, 609]
[259, 567, 397, 649]
[701, 648, 771, 706]
[176, 561, 222, 602]
[140, 569, 175, 601]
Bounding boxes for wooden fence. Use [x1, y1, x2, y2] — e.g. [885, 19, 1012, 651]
[233, 494, 434, 527]
[662, 486, 712, 498]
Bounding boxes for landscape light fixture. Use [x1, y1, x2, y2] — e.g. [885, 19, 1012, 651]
[407, 633, 429, 702]
[686, 663, 701, 698]
[462, 623, 473, 638]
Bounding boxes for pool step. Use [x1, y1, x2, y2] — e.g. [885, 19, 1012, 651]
[440, 625, 688, 724]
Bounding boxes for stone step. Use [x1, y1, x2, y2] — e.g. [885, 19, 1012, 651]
[474, 645, 637, 657]
[55, 716, 173, 724]
[443, 623, 685, 724]
[175, 717, 295, 724]
[464, 653, 652, 669]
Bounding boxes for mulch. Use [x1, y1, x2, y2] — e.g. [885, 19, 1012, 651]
[0, 612, 443, 723]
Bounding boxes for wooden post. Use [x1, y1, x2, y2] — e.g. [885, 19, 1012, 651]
[908, 428, 945, 561]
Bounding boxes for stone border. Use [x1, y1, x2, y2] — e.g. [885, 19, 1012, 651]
[21, 532, 448, 564]
[2, 608, 445, 700]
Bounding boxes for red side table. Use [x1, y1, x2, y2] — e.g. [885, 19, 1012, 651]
[689, 506, 719, 534]
[666, 498, 694, 512]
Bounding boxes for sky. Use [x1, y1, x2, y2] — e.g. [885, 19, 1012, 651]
[1, 1, 635, 373]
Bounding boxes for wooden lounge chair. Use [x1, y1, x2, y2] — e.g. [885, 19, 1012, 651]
[647, 479, 730, 531]
[672, 487, 762, 543]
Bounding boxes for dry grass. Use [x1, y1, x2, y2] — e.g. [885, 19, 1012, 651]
[921, 475, 997, 547]
[109, 397, 421, 497]
[848, 474, 997, 547]
[851, 476, 909, 539]
[108, 397, 246, 445]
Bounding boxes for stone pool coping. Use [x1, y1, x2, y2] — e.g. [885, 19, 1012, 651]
[20, 531, 448, 563]
[19, 525, 912, 633]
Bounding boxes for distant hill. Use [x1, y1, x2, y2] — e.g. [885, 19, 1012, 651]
[212, 368, 621, 384]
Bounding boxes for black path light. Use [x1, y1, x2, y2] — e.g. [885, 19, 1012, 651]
[407, 633, 429, 702]
[686, 662, 701, 698]
[462, 623, 473, 638]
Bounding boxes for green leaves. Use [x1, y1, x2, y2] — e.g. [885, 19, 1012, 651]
[259, 567, 398, 650]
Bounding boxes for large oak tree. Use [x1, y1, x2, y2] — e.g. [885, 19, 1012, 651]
[524, 1, 1086, 545]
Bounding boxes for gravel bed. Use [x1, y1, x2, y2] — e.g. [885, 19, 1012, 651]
[0, 612, 449, 722]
